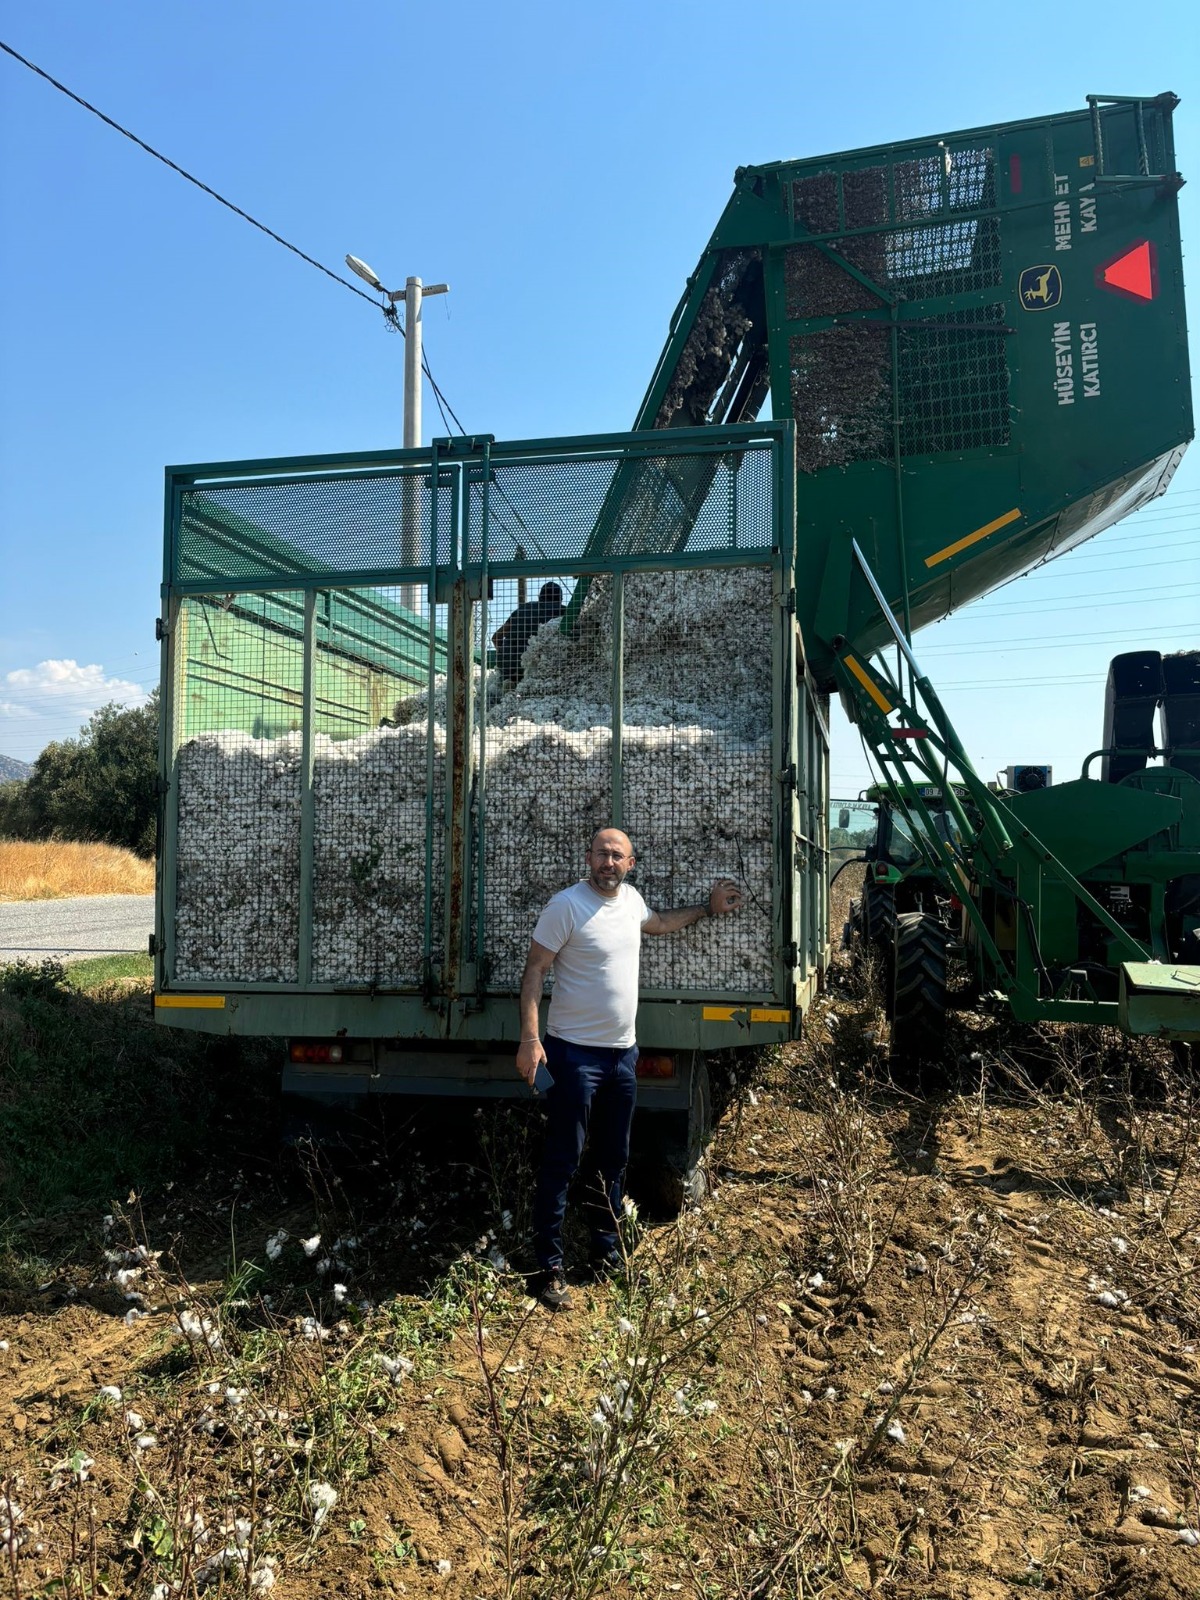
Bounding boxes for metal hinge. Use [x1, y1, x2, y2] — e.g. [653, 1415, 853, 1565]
[778, 763, 797, 792]
[782, 942, 798, 966]
[155, 617, 170, 641]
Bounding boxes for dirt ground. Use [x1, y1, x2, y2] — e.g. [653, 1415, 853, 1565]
[4, 892, 1200, 1598]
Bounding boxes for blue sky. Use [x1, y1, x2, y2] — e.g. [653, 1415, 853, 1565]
[0, 0, 1197, 794]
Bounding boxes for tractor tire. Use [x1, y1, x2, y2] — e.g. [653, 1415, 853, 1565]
[863, 881, 896, 951]
[865, 883, 898, 1012]
[890, 912, 948, 1078]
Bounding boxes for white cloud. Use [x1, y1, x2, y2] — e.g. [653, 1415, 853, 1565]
[0, 659, 150, 759]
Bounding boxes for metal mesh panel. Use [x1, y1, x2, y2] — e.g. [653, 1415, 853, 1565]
[897, 307, 1011, 455]
[477, 450, 774, 567]
[790, 327, 893, 472]
[164, 435, 784, 1000]
[311, 585, 442, 988]
[177, 470, 455, 585]
[786, 147, 999, 318]
[479, 576, 614, 992]
[172, 592, 303, 983]
[622, 567, 775, 994]
[475, 564, 776, 996]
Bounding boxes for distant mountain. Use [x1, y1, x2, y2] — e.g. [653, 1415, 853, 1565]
[0, 754, 31, 782]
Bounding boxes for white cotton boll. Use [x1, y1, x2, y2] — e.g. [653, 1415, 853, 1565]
[1129, 1485, 1152, 1501]
[1096, 1290, 1127, 1309]
[617, 1317, 634, 1337]
[299, 1317, 328, 1341]
[807, 1272, 825, 1289]
[373, 1353, 414, 1383]
[304, 1482, 337, 1528]
[265, 1230, 287, 1261]
[179, 1310, 222, 1348]
[300, 1236, 321, 1257]
[124, 1308, 148, 1326]
[436, 1560, 452, 1575]
[124, 1410, 145, 1431]
[332, 1283, 348, 1304]
[886, 1420, 906, 1444]
[113, 1268, 142, 1292]
[135, 1434, 159, 1452]
[877, 1380, 895, 1395]
[250, 1565, 277, 1592]
[1179, 1528, 1200, 1546]
[97, 1385, 122, 1402]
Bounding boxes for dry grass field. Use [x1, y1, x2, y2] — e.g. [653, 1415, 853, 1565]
[0, 839, 154, 901]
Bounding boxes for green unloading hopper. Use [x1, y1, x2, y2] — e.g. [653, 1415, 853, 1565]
[625, 93, 1192, 681]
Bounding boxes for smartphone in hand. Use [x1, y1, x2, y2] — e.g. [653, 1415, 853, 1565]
[533, 1063, 554, 1094]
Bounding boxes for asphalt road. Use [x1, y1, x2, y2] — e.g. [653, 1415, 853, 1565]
[0, 894, 154, 963]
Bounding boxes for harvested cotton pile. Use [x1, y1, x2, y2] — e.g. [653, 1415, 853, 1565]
[172, 564, 776, 992]
[174, 733, 302, 982]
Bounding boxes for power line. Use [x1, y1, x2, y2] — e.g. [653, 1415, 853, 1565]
[971, 585, 1200, 615]
[0, 39, 383, 313]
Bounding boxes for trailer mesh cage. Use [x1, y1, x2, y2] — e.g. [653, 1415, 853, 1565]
[159, 426, 803, 1008]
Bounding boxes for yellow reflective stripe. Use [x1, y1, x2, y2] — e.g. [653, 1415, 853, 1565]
[843, 655, 893, 714]
[701, 1005, 790, 1024]
[155, 994, 226, 1009]
[925, 507, 1022, 568]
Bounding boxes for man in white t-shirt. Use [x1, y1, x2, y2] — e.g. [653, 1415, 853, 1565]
[516, 826, 743, 1309]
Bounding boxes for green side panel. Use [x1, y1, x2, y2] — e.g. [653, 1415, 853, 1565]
[1119, 962, 1200, 1039]
[1003, 776, 1183, 875]
[171, 493, 447, 735]
[636, 95, 1192, 679]
[176, 592, 432, 739]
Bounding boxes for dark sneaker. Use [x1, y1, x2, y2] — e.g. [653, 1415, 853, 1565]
[528, 1271, 572, 1311]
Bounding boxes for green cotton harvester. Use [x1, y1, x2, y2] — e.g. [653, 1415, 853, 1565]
[153, 93, 1195, 1194]
[614, 90, 1194, 1062]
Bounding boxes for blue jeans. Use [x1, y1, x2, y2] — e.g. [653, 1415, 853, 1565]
[531, 1035, 638, 1274]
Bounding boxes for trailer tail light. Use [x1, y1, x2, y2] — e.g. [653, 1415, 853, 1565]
[289, 1042, 345, 1064]
[636, 1054, 676, 1079]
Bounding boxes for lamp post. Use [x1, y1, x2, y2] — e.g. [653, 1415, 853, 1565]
[346, 255, 449, 611]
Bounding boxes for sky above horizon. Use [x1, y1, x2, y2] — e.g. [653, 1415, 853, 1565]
[1, 0, 1197, 796]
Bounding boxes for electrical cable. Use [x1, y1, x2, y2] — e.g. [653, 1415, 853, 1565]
[0, 39, 384, 313]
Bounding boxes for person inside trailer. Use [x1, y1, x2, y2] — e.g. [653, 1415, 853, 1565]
[493, 581, 565, 686]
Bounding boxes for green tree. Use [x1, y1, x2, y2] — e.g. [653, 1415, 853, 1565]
[0, 695, 159, 856]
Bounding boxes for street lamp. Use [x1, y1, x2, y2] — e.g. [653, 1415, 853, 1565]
[346, 255, 449, 610]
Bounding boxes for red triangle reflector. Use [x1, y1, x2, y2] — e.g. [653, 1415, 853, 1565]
[1096, 240, 1158, 302]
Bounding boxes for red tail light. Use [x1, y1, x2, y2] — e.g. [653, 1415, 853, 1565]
[636, 1054, 675, 1079]
[289, 1042, 345, 1064]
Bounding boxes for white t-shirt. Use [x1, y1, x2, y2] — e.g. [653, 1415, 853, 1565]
[532, 880, 652, 1048]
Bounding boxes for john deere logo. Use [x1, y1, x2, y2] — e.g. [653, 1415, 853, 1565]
[1019, 264, 1063, 311]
